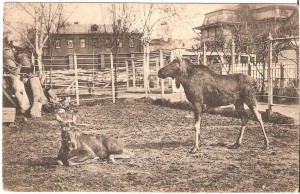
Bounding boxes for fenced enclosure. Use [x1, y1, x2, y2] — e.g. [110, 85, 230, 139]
[31, 35, 298, 114]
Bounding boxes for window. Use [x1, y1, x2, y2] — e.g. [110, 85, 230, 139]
[129, 38, 134, 48]
[80, 39, 86, 48]
[55, 40, 61, 48]
[68, 40, 73, 49]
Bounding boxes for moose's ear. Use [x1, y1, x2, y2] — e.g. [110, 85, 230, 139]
[175, 79, 181, 89]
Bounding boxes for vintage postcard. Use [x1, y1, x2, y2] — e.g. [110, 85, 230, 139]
[2, 1, 299, 192]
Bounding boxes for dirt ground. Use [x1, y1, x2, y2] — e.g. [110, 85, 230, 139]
[2, 99, 299, 192]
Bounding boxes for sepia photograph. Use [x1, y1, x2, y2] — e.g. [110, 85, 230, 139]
[2, 1, 299, 192]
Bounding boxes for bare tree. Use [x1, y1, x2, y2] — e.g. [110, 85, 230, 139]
[4, 3, 74, 76]
[100, 3, 138, 94]
[138, 4, 180, 93]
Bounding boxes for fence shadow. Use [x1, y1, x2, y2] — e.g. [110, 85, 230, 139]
[27, 156, 59, 169]
[130, 140, 193, 150]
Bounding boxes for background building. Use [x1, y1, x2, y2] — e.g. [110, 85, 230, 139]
[194, 4, 298, 44]
[43, 22, 143, 57]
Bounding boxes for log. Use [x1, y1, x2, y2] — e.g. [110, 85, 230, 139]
[28, 77, 48, 105]
[6, 75, 30, 114]
[30, 101, 42, 117]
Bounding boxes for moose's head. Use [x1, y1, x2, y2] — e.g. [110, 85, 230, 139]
[57, 114, 79, 150]
[158, 56, 183, 79]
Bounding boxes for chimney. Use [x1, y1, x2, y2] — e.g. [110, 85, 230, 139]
[74, 22, 79, 24]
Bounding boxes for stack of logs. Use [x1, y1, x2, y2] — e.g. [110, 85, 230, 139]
[3, 73, 59, 117]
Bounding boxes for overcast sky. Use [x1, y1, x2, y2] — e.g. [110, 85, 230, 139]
[4, 3, 233, 41]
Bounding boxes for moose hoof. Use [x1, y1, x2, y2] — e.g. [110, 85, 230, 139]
[228, 143, 240, 149]
[109, 156, 115, 163]
[57, 160, 64, 166]
[265, 141, 270, 150]
[190, 147, 199, 154]
[265, 144, 270, 150]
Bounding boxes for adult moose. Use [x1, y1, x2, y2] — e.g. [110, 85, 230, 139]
[158, 57, 269, 153]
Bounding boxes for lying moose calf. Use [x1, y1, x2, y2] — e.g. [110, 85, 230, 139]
[57, 114, 133, 166]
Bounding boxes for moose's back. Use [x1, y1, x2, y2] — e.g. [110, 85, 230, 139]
[186, 66, 257, 107]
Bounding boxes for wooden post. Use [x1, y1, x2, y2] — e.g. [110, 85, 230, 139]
[125, 59, 129, 90]
[203, 42, 206, 65]
[160, 49, 165, 98]
[231, 39, 235, 74]
[32, 53, 35, 74]
[131, 53, 136, 88]
[110, 53, 115, 103]
[267, 33, 273, 115]
[280, 63, 285, 95]
[155, 56, 159, 88]
[92, 49, 95, 91]
[74, 53, 80, 105]
[143, 45, 147, 95]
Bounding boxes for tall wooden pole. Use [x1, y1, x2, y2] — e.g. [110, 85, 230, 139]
[32, 53, 35, 74]
[110, 53, 115, 103]
[231, 39, 235, 74]
[267, 33, 273, 115]
[125, 59, 129, 90]
[131, 53, 136, 88]
[143, 45, 148, 95]
[74, 53, 80, 105]
[155, 56, 159, 88]
[203, 42, 206, 65]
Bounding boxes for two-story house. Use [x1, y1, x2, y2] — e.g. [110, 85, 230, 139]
[193, 4, 298, 67]
[194, 4, 298, 44]
[43, 22, 143, 57]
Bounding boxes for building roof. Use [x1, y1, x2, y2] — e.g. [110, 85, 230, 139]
[195, 4, 298, 30]
[205, 4, 297, 15]
[59, 24, 113, 34]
